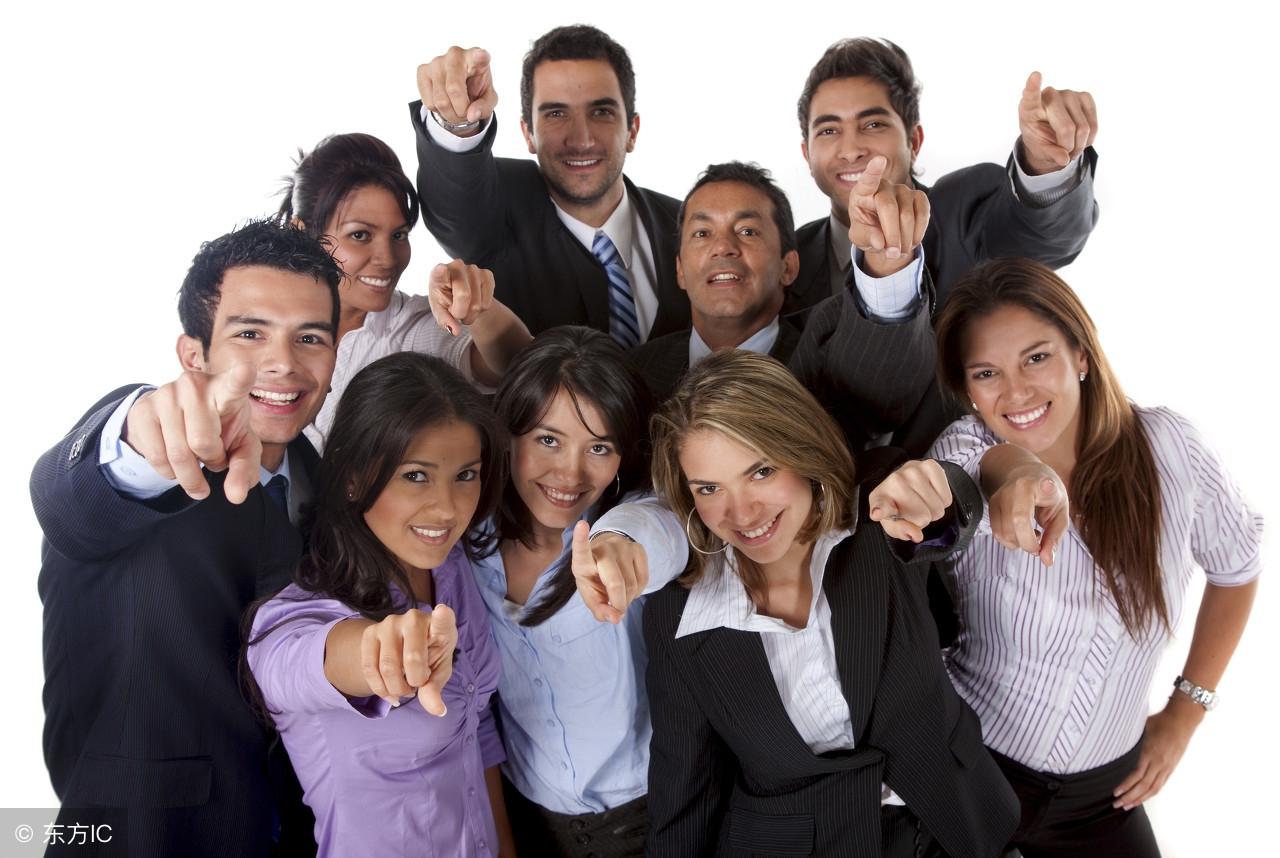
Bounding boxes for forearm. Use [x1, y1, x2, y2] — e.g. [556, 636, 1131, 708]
[468, 301, 533, 386]
[322, 617, 378, 697]
[1180, 579, 1258, 693]
[977, 443, 1052, 496]
[485, 766, 517, 858]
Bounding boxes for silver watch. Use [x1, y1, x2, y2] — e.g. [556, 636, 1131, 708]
[430, 110, 481, 135]
[1173, 675, 1218, 711]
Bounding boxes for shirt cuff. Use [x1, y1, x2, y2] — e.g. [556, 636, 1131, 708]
[591, 495, 689, 592]
[420, 106, 493, 153]
[99, 386, 179, 499]
[1011, 141, 1083, 205]
[851, 246, 924, 321]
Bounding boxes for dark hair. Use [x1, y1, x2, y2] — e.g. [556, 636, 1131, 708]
[520, 25, 636, 127]
[797, 38, 922, 142]
[677, 161, 797, 256]
[178, 219, 342, 353]
[277, 132, 419, 242]
[242, 352, 507, 720]
[935, 258, 1168, 638]
[492, 327, 654, 626]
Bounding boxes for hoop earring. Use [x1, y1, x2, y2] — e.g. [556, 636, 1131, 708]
[612, 472, 622, 498]
[686, 507, 728, 556]
[812, 481, 827, 511]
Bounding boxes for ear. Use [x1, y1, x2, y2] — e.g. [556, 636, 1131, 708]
[625, 112, 640, 153]
[520, 117, 536, 155]
[800, 139, 810, 164]
[675, 254, 688, 293]
[1077, 349, 1090, 378]
[908, 124, 925, 162]
[176, 334, 205, 372]
[779, 249, 801, 289]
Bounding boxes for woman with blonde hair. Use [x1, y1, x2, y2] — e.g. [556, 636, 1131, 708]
[642, 349, 1019, 858]
[930, 257, 1262, 857]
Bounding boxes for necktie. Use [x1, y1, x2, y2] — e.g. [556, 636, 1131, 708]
[263, 474, 289, 517]
[591, 231, 641, 348]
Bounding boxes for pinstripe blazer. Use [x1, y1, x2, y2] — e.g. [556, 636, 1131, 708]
[643, 462, 1019, 857]
[32, 386, 317, 858]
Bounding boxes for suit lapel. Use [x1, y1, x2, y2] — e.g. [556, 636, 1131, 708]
[630, 178, 687, 339]
[787, 217, 834, 316]
[540, 212, 613, 332]
[825, 534, 887, 743]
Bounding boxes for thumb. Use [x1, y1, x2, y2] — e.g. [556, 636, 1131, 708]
[853, 155, 888, 198]
[416, 604, 456, 717]
[211, 361, 256, 415]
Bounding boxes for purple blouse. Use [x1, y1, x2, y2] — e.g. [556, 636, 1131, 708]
[248, 544, 505, 858]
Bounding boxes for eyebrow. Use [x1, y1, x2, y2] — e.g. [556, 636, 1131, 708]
[339, 218, 410, 230]
[403, 457, 483, 469]
[536, 422, 618, 443]
[688, 209, 765, 224]
[810, 106, 893, 128]
[225, 315, 334, 336]
[964, 340, 1052, 368]
[686, 459, 767, 486]
[538, 96, 621, 111]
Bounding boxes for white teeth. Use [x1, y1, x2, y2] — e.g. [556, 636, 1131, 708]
[411, 525, 448, 539]
[740, 513, 779, 539]
[839, 172, 864, 182]
[358, 276, 391, 287]
[543, 486, 582, 503]
[565, 159, 600, 167]
[710, 273, 740, 282]
[1006, 404, 1048, 426]
[251, 389, 301, 403]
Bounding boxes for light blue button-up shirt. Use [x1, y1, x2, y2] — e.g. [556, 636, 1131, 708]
[470, 516, 659, 815]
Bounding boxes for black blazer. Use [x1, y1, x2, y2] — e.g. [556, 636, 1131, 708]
[786, 148, 1100, 318]
[625, 318, 802, 403]
[643, 462, 1019, 857]
[32, 387, 317, 858]
[410, 105, 690, 338]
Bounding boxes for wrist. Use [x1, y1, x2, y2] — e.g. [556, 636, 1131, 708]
[860, 248, 913, 278]
[1165, 691, 1208, 729]
[430, 110, 483, 138]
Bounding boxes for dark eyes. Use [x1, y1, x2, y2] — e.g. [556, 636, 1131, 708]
[752, 466, 775, 480]
[403, 468, 479, 484]
[457, 469, 478, 483]
[537, 434, 559, 448]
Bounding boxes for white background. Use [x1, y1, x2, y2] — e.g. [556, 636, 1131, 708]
[2, 1, 1275, 853]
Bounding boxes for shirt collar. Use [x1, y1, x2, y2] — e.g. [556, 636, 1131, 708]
[827, 214, 853, 274]
[675, 525, 855, 639]
[688, 316, 781, 366]
[258, 448, 293, 489]
[553, 190, 636, 271]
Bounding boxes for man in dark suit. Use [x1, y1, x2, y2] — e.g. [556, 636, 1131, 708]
[788, 37, 1099, 317]
[412, 25, 688, 343]
[31, 221, 339, 857]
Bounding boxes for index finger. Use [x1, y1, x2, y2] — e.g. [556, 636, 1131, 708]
[223, 431, 262, 505]
[464, 47, 491, 77]
[570, 520, 596, 577]
[429, 263, 461, 335]
[449, 264, 475, 324]
[210, 361, 256, 415]
[417, 605, 456, 717]
[1020, 71, 1044, 110]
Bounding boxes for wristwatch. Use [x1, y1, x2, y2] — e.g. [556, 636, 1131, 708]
[430, 110, 481, 135]
[1173, 675, 1218, 711]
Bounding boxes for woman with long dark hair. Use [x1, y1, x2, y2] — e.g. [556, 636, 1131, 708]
[279, 132, 530, 450]
[469, 326, 663, 857]
[643, 349, 1019, 858]
[247, 352, 515, 857]
[930, 257, 1262, 857]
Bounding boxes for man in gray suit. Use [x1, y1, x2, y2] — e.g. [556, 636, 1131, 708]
[787, 37, 1099, 317]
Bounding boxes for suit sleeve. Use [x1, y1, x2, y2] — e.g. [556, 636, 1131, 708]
[930, 147, 1099, 274]
[409, 100, 511, 263]
[644, 592, 735, 857]
[30, 386, 202, 561]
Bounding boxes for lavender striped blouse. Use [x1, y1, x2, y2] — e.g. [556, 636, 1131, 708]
[929, 407, 1263, 774]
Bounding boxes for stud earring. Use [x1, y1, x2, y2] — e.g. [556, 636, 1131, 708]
[1079, 372, 1087, 382]
[686, 508, 728, 556]
[970, 401, 978, 411]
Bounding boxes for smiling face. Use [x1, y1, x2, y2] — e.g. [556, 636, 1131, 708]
[324, 184, 412, 322]
[963, 304, 1089, 468]
[362, 419, 483, 576]
[677, 180, 799, 340]
[679, 428, 814, 574]
[511, 387, 622, 535]
[178, 265, 336, 470]
[802, 75, 923, 223]
[520, 59, 639, 223]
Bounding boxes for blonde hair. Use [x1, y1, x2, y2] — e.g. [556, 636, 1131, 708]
[650, 350, 856, 595]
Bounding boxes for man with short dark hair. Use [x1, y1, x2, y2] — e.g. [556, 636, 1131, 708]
[788, 37, 1099, 316]
[412, 25, 688, 343]
[33, 220, 338, 857]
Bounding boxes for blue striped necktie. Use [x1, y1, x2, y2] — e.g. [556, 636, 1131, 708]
[591, 231, 641, 348]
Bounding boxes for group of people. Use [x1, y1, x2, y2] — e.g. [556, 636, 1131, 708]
[31, 23, 1261, 858]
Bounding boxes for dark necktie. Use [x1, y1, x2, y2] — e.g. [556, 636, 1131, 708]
[591, 231, 641, 348]
[263, 474, 289, 517]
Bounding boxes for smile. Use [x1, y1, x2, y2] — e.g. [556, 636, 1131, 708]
[708, 272, 741, 283]
[357, 275, 392, 289]
[563, 159, 601, 168]
[410, 524, 451, 545]
[837, 171, 865, 184]
[735, 511, 782, 544]
[539, 484, 584, 508]
[250, 389, 302, 404]
[1005, 403, 1050, 428]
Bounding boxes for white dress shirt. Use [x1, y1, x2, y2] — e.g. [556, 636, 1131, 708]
[929, 408, 1264, 774]
[424, 111, 660, 342]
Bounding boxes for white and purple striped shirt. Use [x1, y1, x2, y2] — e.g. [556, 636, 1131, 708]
[930, 407, 1262, 774]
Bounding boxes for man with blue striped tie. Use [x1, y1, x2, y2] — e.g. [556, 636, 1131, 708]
[413, 25, 690, 344]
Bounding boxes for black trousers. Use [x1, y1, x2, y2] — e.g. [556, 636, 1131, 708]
[502, 776, 646, 858]
[991, 742, 1161, 858]
[881, 804, 946, 858]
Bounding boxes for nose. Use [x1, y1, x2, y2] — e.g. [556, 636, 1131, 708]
[836, 127, 867, 161]
[723, 488, 760, 529]
[425, 482, 458, 526]
[551, 447, 586, 485]
[257, 333, 297, 377]
[566, 112, 594, 150]
[1001, 370, 1034, 403]
[370, 235, 394, 268]
[709, 232, 741, 259]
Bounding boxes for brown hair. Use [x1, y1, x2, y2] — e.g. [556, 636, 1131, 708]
[650, 350, 855, 597]
[935, 258, 1168, 637]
